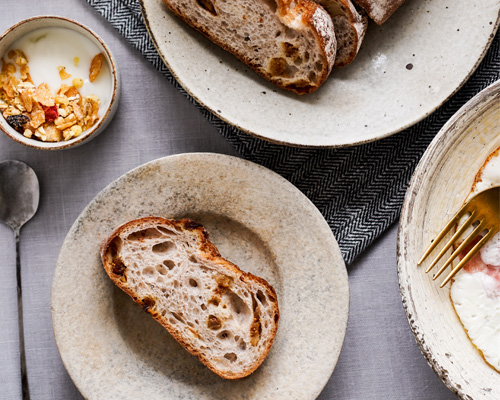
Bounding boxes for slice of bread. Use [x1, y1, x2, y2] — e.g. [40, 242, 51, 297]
[318, 0, 368, 66]
[101, 217, 280, 379]
[161, 0, 336, 94]
[352, 0, 405, 25]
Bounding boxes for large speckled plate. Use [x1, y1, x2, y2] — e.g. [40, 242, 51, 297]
[140, 0, 499, 147]
[398, 80, 500, 398]
[52, 153, 348, 400]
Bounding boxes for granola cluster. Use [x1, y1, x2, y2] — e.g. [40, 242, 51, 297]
[0, 49, 103, 142]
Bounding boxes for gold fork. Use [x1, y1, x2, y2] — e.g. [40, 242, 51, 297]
[418, 185, 500, 287]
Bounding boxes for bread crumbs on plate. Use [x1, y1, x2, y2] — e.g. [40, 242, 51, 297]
[0, 49, 102, 142]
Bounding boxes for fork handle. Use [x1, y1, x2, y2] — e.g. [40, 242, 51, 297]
[15, 229, 30, 400]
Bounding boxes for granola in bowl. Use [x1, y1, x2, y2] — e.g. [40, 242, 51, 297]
[0, 49, 103, 142]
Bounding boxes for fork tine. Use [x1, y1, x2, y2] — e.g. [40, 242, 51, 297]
[418, 202, 472, 265]
[424, 211, 476, 273]
[432, 218, 486, 280]
[440, 228, 497, 287]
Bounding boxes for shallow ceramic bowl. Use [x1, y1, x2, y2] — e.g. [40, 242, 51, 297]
[0, 16, 120, 150]
[398, 80, 500, 398]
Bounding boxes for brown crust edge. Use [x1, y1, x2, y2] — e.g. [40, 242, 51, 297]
[352, 0, 405, 25]
[329, 0, 368, 67]
[100, 216, 280, 380]
[283, 0, 337, 90]
[161, 0, 335, 95]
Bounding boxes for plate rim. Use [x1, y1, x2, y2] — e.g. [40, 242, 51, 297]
[139, 0, 500, 148]
[51, 152, 349, 400]
[397, 80, 500, 398]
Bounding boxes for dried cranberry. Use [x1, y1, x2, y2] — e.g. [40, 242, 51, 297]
[43, 105, 58, 122]
[6, 114, 30, 129]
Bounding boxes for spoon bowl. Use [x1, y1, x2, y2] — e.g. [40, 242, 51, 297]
[0, 160, 39, 232]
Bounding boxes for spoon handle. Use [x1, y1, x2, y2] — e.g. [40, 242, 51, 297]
[15, 229, 30, 400]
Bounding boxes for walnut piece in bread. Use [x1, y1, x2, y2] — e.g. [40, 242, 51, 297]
[101, 217, 279, 379]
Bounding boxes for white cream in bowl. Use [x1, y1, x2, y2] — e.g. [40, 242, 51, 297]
[6, 27, 112, 118]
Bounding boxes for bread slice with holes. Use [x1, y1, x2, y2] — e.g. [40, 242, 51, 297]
[161, 0, 336, 94]
[100, 216, 280, 379]
[318, 0, 367, 66]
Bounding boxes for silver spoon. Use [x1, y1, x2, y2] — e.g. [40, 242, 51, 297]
[0, 160, 39, 400]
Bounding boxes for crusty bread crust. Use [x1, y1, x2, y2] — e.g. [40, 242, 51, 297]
[161, 0, 336, 94]
[352, 0, 405, 25]
[317, 0, 368, 66]
[101, 216, 279, 379]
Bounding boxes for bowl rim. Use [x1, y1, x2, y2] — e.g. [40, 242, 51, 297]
[0, 15, 119, 150]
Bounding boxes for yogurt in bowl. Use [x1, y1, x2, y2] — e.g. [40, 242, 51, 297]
[0, 16, 120, 150]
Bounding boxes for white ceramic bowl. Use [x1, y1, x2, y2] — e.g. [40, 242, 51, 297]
[0, 16, 120, 150]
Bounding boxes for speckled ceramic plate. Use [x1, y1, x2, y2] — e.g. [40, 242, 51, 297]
[141, 0, 499, 147]
[52, 153, 348, 400]
[398, 80, 500, 398]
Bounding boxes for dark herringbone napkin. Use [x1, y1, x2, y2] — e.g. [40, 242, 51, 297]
[87, 0, 500, 264]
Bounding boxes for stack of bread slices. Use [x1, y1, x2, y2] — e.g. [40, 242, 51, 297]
[161, 0, 405, 94]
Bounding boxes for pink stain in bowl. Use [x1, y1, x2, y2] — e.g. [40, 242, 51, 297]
[462, 236, 500, 287]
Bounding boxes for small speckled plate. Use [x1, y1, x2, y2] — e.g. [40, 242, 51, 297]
[141, 0, 499, 147]
[52, 153, 349, 400]
[398, 80, 500, 398]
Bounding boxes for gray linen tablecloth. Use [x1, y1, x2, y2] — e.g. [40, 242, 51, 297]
[0, 0, 478, 399]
